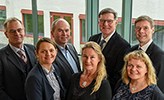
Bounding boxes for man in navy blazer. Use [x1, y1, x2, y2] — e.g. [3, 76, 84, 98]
[0, 17, 37, 100]
[89, 8, 130, 93]
[51, 18, 81, 92]
[129, 15, 164, 93]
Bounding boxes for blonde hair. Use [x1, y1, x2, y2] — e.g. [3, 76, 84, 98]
[122, 50, 157, 85]
[82, 41, 107, 94]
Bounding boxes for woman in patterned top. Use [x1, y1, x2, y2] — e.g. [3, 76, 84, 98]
[112, 50, 164, 100]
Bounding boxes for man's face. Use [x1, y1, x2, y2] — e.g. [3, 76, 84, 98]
[5, 20, 25, 48]
[51, 20, 70, 47]
[135, 20, 154, 46]
[98, 13, 118, 38]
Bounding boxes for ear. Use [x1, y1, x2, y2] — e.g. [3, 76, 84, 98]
[35, 50, 38, 58]
[4, 32, 9, 38]
[152, 27, 155, 34]
[115, 19, 118, 25]
[51, 30, 54, 38]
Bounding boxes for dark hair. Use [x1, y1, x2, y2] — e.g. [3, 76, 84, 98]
[98, 8, 117, 19]
[36, 37, 56, 53]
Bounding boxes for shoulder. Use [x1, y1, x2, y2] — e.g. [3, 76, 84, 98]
[24, 44, 35, 50]
[27, 64, 42, 80]
[100, 79, 111, 90]
[0, 45, 9, 52]
[151, 43, 164, 54]
[89, 33, 102, 40]
[151, 85, 164, 100]
[113, 32, 130, 45]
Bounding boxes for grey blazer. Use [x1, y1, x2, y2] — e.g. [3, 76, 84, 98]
[0, 44, 37, 100]
[53, 43, 81, 91]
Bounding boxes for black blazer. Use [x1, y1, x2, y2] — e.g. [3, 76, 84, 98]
[53, 43, 81, 91]
[130, 42, 164, 93]
[89, 32, 131, 91]
[25, 63, 65, 100]
[0, 44, 37, 100]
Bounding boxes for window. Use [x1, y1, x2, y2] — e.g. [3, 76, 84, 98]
[79, 14, 86, 44]
[0, 6, 6, 31]
[21, 9, 44, 37]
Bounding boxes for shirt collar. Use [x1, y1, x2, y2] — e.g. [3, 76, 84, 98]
[57, 44, 69, 51]
[101, 30, 115, 42]
[139, 39, 153, 52]
[42, 65, 54, 74]
[9, 44, 25, 53]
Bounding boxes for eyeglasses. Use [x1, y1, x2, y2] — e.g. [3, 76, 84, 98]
[99, 19, 115, 24]
[8, 28, 24, 34]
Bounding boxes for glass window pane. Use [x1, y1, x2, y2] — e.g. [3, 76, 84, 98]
[132, 0, 164, 50]
[23, 14, 44, 36]
[0, 9, 6, 30]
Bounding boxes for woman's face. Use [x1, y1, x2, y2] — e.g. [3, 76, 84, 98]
[36, 42, 57, 67]
[127, 58, 147, 81]
[82, 48, 100, 73]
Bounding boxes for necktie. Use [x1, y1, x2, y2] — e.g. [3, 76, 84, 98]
[17, 50, 27, 63]
[99, 39, 106, 49]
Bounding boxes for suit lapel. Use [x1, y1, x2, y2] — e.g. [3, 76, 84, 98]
[67, 44, 80, 70]
[37, 64, 54, 100]
[102, 32, 117, 53]
[6, 45, 25, 73]
[57, 49, 70, 67]
[24, 45, 36, 66]
[146, 42, 154, 56]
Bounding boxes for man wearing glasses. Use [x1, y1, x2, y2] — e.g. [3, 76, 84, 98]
[0, 17, 37, 100]
[89, 8, 130, 94]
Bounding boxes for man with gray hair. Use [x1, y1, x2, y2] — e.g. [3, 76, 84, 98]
[89, 8, 131, 93]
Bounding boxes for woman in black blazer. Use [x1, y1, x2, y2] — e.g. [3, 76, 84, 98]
[25, 37, 65, 100]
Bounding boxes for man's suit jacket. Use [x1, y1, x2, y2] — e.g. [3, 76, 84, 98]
[0, 44, 37, 100]
[25, 63, 65, 100]
[53, 43, 81, 91]
[130, 42, 164, 93]
[89, 32, 131, 91]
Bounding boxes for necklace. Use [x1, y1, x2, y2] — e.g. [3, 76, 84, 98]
[82, 81, 87, 87]
[131, 87, 137, 91]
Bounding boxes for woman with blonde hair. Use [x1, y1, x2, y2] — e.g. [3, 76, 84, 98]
[66, 41, 112, 100]
[112, 50, 164, 100]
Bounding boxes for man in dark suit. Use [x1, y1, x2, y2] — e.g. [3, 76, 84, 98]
[51, 18, 81, 92]
[89, 8, 131, 93]
[129, 15, 164, 93]
[0, 17, 37, 100]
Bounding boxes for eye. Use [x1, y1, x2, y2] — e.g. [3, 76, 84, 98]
[136, 65, 142, 69]
[65, 29, 70, 32]
[49, 49, 55, 53]
[127, 64, 133, 68]
[58, 29, 63, 32]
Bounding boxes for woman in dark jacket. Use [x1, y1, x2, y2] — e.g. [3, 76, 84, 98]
[25, 37, 65, 100]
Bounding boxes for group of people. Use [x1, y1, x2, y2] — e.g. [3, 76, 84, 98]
[0, 7, 164, 100]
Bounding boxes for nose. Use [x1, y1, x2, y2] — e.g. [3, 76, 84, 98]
[46, 51, 51, 56]
[103, 21, 108, 25]
[86, 57, 91, 63]
[131, 66, 137, 71]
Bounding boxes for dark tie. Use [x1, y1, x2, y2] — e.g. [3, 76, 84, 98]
[99, 39, 106, 49]
[138, 47, 142, 50]
[17, 50, 27, 63]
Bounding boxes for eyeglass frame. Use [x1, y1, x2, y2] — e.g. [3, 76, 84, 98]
[99, 19, 116, 24]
